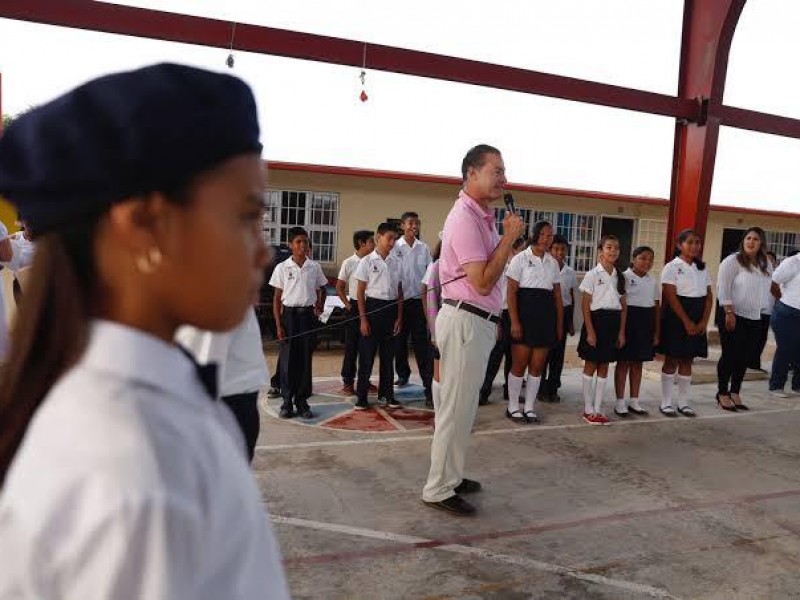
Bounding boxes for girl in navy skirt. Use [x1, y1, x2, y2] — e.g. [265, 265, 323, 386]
[579, 235, 627, 425]
[614, 246, 660, 416]
[506, 221, 564, 423]
[659, 229, 713, 417]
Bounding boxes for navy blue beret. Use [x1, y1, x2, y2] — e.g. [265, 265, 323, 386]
[0, 63, 262, 234]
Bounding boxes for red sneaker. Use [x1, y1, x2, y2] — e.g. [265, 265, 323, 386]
[582, 413, 597, 425]
[593, 413, 611, 425]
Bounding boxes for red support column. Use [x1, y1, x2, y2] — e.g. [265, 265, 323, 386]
[666, 0, 746, 259]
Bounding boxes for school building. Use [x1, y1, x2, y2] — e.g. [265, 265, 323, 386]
[265, 161, 800, 284]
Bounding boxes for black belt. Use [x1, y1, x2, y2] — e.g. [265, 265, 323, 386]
[443, 299, 500, 324]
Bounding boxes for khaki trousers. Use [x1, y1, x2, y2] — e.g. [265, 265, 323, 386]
[422, 303, 496, 502]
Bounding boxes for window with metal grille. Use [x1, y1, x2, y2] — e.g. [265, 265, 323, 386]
[263, 189, 339, 263]
[636, 219, 667, 276]
[765, 230, 800, 261]
[494, 208, 599, 272]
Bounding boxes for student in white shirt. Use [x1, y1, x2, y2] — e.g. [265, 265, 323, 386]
[336, 229, 376, 395]
[614, 246, 660, 416]
[715, 228, 774, 410]
[578, 235, 627, 425]
[659, 229, 714, 417]
[421, 238, 443, 410]
[176, 307, 270, 461]
[0, 64, 289, 599]
[480, 237, 526, 404]
[392, 212, 433, 401]
[769, 248, 800, 396]
[506, 221, 564, 423]
[269, 226, 327, 419]
[355, 223, 404, 410]
[542, 233, 579, 402]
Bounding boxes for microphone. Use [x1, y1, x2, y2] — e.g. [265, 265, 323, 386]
[503, 192, 516, 214]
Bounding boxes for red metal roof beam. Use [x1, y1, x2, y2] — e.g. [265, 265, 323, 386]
[2, 0, 697, 120]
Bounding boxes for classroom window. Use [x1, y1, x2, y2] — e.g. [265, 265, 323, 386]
[494, 208, 599, 272]
[765, 230, 800, 261]
[263, 190, 340, 263]
[636, 219, 667, 276]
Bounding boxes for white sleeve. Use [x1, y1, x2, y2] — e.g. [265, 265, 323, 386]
[551, 260, 562, 285]
[52, 496, 204, 600]
[716, 256, 737, 305]
[653, 277, 661, 302]
[506, 254, 523, 283]
[354, 257, 369, 283]
[337, 260, 351, 282]
[704, 267, 713, 289]
[315, 264, 328, 288]
[661, 263, 677, 286]
[579, 270, 595, 294]
[421, 262, 435, 287]
[268, 262, 284, 289]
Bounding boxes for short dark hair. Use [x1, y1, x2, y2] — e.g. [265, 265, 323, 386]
[529, 220, 552, 246]
[287, 226, 308, 243]
[551, 234, 569, 248]
[400, 212, 419, 223]
[353, 229, 373, 250]
[376, 222, 398, 237]
[788, 249, 799, 258]
[461, 144, 501, 181]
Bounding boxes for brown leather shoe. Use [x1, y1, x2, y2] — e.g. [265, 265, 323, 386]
[339, 384, 356, 396]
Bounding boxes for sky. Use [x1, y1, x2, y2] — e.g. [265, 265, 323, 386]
[0, 0, 799, 212]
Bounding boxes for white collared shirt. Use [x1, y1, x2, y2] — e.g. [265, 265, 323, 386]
[269, 256, 327, 307]
[773, 254, 800, 310]
[175, 308, 270, 398]
[355, 250, 402, 301]
[661, 256, 712, 298]
[337, 253, 363, 300]
[392, 236, 432, 299]
[580, 263, 624, 311]
[623, 268, 659, 308]
[506, 248, 562, 290]
[559, 264, 579, 307]
[717, 253, 773, 320]
[0, 321, 289, 600]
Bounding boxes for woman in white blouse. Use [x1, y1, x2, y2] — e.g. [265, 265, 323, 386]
[716, 228, 775, 410]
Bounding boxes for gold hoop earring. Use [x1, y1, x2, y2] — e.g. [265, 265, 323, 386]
[135, 247, 163, 274]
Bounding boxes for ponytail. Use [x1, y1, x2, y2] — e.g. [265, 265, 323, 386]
[0, 220, 98, 485]
[674, 229, 706, 271]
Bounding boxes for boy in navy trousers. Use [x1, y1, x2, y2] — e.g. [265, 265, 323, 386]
[270, 227, 327, 419]
[336, 229, 376, 395]
[355, 223, 404, 410]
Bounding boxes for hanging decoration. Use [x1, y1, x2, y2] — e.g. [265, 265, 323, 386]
[226, 22, 237, 69]
[359, 43, 369, 102]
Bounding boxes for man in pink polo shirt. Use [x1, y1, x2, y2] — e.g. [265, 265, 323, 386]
[422, 144, 525, 516]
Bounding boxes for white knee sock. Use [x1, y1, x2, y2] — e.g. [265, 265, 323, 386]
[661, 373, 675, 409]
[508, 374, 524, 413]
[432, 380, 441, 412]
[524, 375, 541, 414]
[582, 374, 595, 414]
[594, 377, 607, 414]
[676, 375, 692, 408]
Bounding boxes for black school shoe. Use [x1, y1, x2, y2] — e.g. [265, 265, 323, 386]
[454, 478, 482, 494]
[279, 407, 295, 419]
[422, 495, 476, 516]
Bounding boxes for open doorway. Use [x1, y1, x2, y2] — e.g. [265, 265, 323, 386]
[600, 217, 635, 272]
[721, 228, 746, 262]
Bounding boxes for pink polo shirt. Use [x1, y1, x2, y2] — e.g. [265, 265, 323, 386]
[440, 190, 502, 312]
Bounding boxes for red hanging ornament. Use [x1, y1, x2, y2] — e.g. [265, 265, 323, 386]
[359, 69, 368, 103]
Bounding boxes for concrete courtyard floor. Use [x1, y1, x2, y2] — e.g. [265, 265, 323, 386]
[255, 343, 800, 599]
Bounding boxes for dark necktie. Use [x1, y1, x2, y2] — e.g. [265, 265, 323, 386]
[179, 347, 219, 399]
